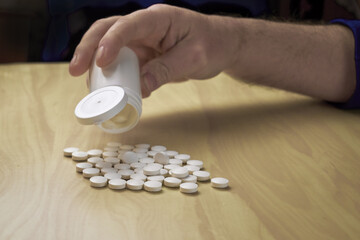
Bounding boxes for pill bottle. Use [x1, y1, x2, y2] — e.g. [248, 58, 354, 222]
[74, 47, 142, 134]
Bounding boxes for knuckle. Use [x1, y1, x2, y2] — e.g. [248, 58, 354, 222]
[190, 43, 208, 68]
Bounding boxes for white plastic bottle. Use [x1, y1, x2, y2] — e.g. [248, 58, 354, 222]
[74, 47, 142, 134]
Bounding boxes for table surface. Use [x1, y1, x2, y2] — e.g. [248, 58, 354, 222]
[0, 63, 360, 240]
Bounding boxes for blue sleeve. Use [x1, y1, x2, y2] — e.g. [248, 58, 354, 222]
[330, 19, 360, 109]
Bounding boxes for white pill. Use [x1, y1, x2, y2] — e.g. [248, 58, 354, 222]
[87, 149, 103, 157]
[193, 171, 210, 181]
[114, 163, 131, 170]
[136, 153, 148, 159]
[170, 167, 189, 179]
[180, 182, 198, 193]
[130, 173, 147, 181]
[164, 177, 182, 187]
[104, 157, 120, 165]
[187, 160, 204, 169]
[76, 162, 92, 173]
[164, 164, 181, 171]
[118, 169, 134, 180]
[108, 179, 126, 190]
[183, 165, 200, 174]
[151, 145, 167, 152]
[164, 150, 179, 158]
[139, 157, 155, 164]
[133, 168, 144, 174]
[64, 147, 79, 157]
[175, 154, 191, 163]
[135, 144, 150, 149]
[83, 168, 100, 178]
[169, 158, 183, 166]
[87, 157, 103, 166]
[95, 162, 113, 169]
[104, 147, 119, 152]
[102, 151, 118, 158]
[90, 176, 108, 188]
[104, 172, 122, 180]
[147, 151, 158, 157]
[121, 151, 138, 164]
[147, 163, 163, 168]
[143, 165, 162, 176]
[211, 177, 229, 188]
[118, 150, 130, 157]
[144, 181, 162, 192]
[130, 162, 146, 170]
[133, 148, 148, 153]
[160, 169, 168, 176]
[120, 145, 134, 150]
[126, 179, 144, 190]
[101, 167, 117, 175]
[147, 175, 165, 183]
[154, 152, 169, 165]
[182, 175, 197, 183]
[107, 142, 121, 147]
[72, 151, 88, 161]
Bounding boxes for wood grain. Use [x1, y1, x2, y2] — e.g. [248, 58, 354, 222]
[0, 63, 359, 240]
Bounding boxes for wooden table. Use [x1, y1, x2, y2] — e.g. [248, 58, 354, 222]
[0, 63, 359, 240]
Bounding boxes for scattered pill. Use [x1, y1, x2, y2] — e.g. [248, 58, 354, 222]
[102, 151, 118, 158]
[126, 179, 144, 190]
[136, 153, 148, 159]
[164, 177, 182, 187]
[143, 165, 161, 176]
[164, 164, 181, 171]
[101, 167, 117, 175]
[144, 181, 162, 192]
[154, 152, 169, 165]
[118, 169, 134, 180]
[169, 158, 182, 166]
[180, 183, 198, 194]
[130, 162, 146, 170]
[87, 157, 103, 166]
[72, 151, 88, 161]
[104, 157, 120, 165]
[183, 165, 201, 174]
[114, 163, 130, 170]
[187, 160, 204, 169]
[193, 171, 210, 181]
[175, 154, 190, 163]
[147, 175, 165, 183]
[121, 151, 138, 164]
[76, 162, 92, 173]
[64, 147, 79, 157]
[130, 173, 147, 181]
[211, 177, 229, 188]
[133, 148, 148, 153]
[135, 144, 150, 149]
[160, 169, 168, 176]
[83, 168, 100, 178]
[182, 175, 197, 183]
[139, 157, 155, 164]
[170, 167, 189, 179]
[87, 149, 103, 157]
[147, 151, 158, 157]
[90, 176, 108, 187]
[164, 150, 179, 158]
[120, 145, 134, 150]
[133, 168, 144, 174]
[95, 162, 113, 169]
[151, 145, 167, 152]
[104, 172, 122, 180]
[108, 179, 126, 190]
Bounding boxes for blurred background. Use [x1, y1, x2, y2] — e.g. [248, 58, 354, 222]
[0, 0, 359, 63]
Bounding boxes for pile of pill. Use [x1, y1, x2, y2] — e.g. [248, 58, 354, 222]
[63, 143, 229, 194]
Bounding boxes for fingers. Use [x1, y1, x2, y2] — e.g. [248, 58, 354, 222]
[69, 16, 118, 76]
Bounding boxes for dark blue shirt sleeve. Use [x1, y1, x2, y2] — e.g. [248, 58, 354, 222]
[330, 19, 360, 109]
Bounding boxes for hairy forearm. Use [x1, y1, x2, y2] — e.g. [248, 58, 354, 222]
[225, 18, 356, 102]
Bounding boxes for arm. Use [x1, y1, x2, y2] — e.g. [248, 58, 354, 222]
[69, 4, 356, 102]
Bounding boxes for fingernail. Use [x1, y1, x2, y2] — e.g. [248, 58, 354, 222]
[143, 72, 158, 92]
[97, 46, 104, 61]
[70, 54, 78, 65]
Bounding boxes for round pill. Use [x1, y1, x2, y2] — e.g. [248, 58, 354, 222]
[104, 147, 119, 152]
[139, 157, 155, 164]
[87, 157, 103, 166]
[144, 181, 162, 192]
[169, 158, 183, 166]
[182, 175, 197, 183]
[104, 157, 120, 165]
[108, 179, 126, 190]
[187, 160, 204, 169]
[143, 165, 162, 176]
[193, 171, 210, 181]
[135, 143, 150, 149]
[64, 147, 79, 157]
[211, 177, 229, 188]
[107, 142, 121, 147]
[170, 167, 189, 179]
[76, 162, 92, 173]
[183, 165, 200, 174]
[126, 179, 144, 190]
[164, 164, 181, 171]
[83, 168, 100, 178]
[95, 162, 112, 169]
[120, 145, 134, 150]
[87, 149, 103, 157]
[102, 151, 118, 158]
[121, 151, 138, 164]
[147, 163, 163, 168]
[180, 183, 198, 193]
[133, 168, 144, 174]
[154, 152, 169, 165]
[130, 162, 146, 170]
[147, 151, 158, 157]
[164, 177, 182, 187]
[160, 169, 168, 176]
[114, 163, 130, 170]
[101, 167, 117, 175]
[175, 154, 191, 163]
[147, 175, 165, 183]
[104, 172, 122, 180]
[72, 151, 88, 161]
[130, 173, 147, 181]
[118, 169, 134, 180]
[133, 148, 148, 153]
[90, 176, 108, 188]
[136, 153, 148, 159]
[151, 145, 167, 152]
[165, 150, 179, 158]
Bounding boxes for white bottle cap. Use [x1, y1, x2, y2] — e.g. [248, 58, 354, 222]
[74, 86, 128, 125]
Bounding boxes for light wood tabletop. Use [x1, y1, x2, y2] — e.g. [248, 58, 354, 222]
[0, 63, 360, 240]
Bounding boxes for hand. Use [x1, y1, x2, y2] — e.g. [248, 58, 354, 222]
[69, 4, 239, 97]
